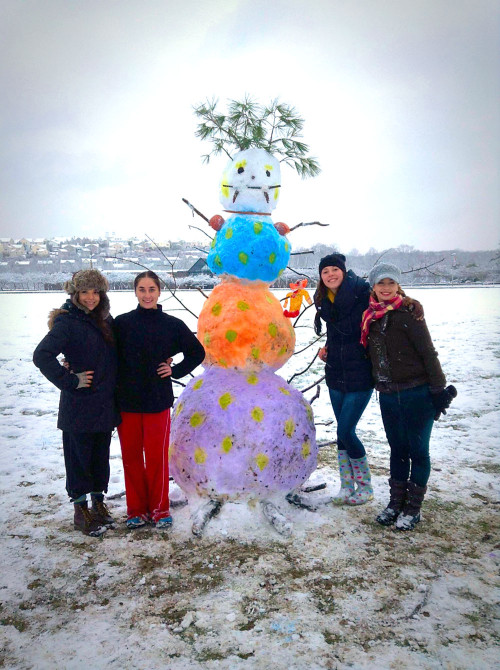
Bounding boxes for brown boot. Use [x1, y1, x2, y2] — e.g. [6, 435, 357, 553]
[91, 497, 116, 528]
[395, 481, 427, 531]
[376, 479, 407, 526]
[74, 502, 107, 537]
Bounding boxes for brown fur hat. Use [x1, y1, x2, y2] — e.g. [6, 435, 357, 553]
[64, 269, 109, 295]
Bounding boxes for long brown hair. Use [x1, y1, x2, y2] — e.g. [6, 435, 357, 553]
[75, 291, 114, 344]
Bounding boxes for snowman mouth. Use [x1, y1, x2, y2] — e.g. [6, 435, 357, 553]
[222, 184, 281, 205]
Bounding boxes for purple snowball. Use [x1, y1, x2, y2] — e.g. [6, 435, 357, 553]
[169, 367, 317, 500]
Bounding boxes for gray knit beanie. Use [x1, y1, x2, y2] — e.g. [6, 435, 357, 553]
[64, 269, 109, 295]
[368, 263, 402, 287]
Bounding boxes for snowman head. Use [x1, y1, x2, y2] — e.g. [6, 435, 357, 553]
[219, 148, 281, 213]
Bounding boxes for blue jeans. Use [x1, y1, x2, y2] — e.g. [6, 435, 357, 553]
[328, 388, 373, 459]
[379, 385, 434, 487]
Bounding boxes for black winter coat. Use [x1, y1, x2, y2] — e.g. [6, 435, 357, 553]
[318, 270, 374, 393]
[114, 305, 205, 413]
[33, 300, 119, 432]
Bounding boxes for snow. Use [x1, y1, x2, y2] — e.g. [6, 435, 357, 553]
[0, 287, 499, 669]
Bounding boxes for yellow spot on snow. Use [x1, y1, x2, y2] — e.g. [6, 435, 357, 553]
[284, 242, 289, 252]
[190, 412, 205, 428]
[302, 440, 311, 459]
[225, 228, 233, 239]
[225, 330, 237, 342]
[221, 436, 233, 453]
[193, 379, 203, 390]
[251, 347, 260, 360]
[211, 237, 216, 249]
[269, 252, 276, 264]
[306, 404, 314, 423]
[268, 323, 278, 338]
[238, 251, 248, 265]
[284, 419, 295, 437]
[278, 346, 287, 356]
[204, 333, 211, 346]
[253, 222, 263, 234]
[214, 255, 222, 268]
[247, 373, 258, 385]
[194, 447, 207, 464]
[255, 453, 269, 471]
[212, 302, 222, 316]
[219, 392, 233, 410]
[175, 402, 184, 416]
[279, 387, 290, 395]
[237, 301, 250, 311]
[251, 407, 264, 422]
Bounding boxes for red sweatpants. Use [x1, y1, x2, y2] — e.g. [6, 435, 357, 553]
[117, 410, 171, 523]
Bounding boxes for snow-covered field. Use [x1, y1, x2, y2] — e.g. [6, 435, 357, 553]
[0, 287, 498, 670]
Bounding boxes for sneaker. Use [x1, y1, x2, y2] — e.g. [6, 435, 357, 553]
[155, 516, 173, 530]
[126, 515, 149, 529]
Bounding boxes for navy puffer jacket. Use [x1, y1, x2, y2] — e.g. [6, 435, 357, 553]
[317, 270, 374, 392]
[114, 305, 205, 413]
[33, 299, 119, 432]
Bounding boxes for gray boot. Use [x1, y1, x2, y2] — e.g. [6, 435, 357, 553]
[376, 479, 407, 526]
[395, 481, 427, 531]
[346, 456, 374, 505]
[331, 450, 355, 504]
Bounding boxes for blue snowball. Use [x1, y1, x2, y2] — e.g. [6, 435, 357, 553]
[207, 215, 291, 282]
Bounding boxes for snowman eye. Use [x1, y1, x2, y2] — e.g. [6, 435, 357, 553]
[237, 167, 245, 174]
[266, 170, 271, 177]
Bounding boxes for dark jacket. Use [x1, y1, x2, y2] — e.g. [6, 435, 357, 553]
[114, 305, 205, 413]
[367, 306, 446, 393]
[33, 299, 119, 432]
[318, 270, 374, 392]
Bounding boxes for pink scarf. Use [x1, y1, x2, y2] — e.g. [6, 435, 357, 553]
[360, 293, 403, 347]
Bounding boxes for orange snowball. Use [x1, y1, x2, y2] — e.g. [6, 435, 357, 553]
[198, 281, 295, 371]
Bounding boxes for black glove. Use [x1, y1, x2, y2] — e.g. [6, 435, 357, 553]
[431, 385, 457, 420]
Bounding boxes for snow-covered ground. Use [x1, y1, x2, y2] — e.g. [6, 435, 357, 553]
[0, 287, 498, 669]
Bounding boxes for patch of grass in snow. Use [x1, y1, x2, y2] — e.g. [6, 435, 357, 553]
[0, 615, 27, 632]
[470, 461, 500, 474]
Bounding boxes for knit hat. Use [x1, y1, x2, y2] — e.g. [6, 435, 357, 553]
[368, 263, 402, 287]
[64, 269, 109, 295]
[319, 253, 346, 274]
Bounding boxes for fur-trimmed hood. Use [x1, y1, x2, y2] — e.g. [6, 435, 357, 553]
[47, 307, 69, 330]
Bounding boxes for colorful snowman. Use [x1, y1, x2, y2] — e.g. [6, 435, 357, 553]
[170, 148, 318, 534]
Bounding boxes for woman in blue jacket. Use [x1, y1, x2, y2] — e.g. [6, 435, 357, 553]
[314, 253, 374, 505]
[33, 269, 119, 536]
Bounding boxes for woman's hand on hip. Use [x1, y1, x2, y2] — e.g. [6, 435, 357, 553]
[157, 358, 173, 378]
[75, 371, 94, 388]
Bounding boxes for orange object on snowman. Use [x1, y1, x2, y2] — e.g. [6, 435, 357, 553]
[283, 279, 312, 318]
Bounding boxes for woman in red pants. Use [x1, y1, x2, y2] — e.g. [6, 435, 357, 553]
[114, 271, 205, 529]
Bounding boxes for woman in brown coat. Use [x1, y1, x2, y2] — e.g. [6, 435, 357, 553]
[361, 263, 455, 531]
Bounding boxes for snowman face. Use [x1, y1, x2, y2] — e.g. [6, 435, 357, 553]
[219, 148, 281, 213]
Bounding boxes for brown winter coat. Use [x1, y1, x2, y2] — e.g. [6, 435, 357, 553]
[367, 306, 446, 393]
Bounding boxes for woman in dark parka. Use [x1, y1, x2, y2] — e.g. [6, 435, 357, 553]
[314, 253, 375, 506]
[33, 269, 119, 536]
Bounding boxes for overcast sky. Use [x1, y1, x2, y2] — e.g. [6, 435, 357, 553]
[1, 0, 498, 253]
